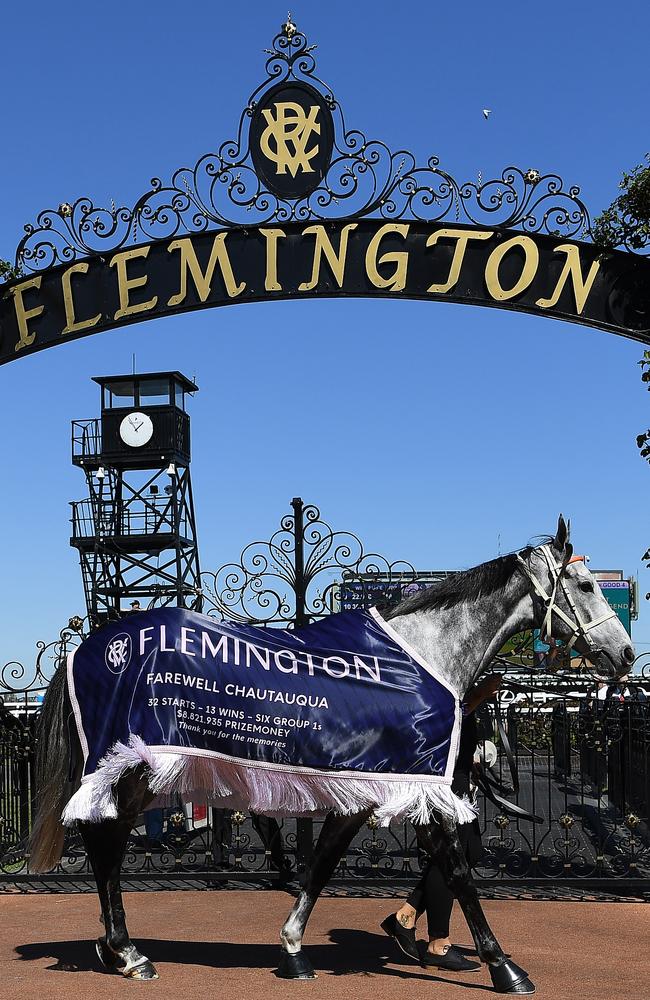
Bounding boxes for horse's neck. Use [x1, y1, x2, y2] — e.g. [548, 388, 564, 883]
[387, 574, 534, 698]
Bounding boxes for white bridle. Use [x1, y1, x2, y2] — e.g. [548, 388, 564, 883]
[516, 545, 617, 654]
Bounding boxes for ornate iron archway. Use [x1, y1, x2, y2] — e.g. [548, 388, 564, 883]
[1, 17, 649, 367]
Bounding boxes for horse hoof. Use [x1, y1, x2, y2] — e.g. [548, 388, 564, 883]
[503, 982, 535, 996]
[124, 959, 159, 981]
[489, 960, 535, 994]
[95, 940, 159, 980]
[277, 950, 317, 979]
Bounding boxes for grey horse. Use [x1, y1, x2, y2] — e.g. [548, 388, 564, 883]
[276, 517, 633, 993]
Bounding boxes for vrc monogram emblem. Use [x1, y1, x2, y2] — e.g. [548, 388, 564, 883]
[250, 82, 334, 200]
[105, 632, 132, 674]
[259, 101, 321, 177]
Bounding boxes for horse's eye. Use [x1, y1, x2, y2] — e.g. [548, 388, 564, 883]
[579, 581, 594, 593]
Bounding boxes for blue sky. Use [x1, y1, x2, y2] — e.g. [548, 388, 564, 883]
[1, 0, 649, 673]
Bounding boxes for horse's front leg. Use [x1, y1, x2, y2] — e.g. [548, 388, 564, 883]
[278, 809, 371, 979]
[80, 774, 158, 981]
[417, 819, 535, 995]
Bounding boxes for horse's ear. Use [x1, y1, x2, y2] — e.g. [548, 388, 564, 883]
[562, 542, 574, 568]
[554, 514, 568, 552]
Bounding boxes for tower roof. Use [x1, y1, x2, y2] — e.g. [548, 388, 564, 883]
[92, 371, 198, 393]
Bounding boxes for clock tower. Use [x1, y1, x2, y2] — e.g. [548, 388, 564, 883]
[70, 371, 202, 627]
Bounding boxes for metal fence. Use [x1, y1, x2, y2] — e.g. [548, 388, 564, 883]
[2, 683, 649, 890]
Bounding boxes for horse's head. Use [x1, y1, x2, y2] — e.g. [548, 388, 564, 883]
[523, 516, 635, 681]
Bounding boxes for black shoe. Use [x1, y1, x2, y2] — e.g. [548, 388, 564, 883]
[380, 913, 419, 962]
[422, 946, 481, 972]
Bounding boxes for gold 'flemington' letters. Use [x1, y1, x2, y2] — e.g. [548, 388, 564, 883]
[12, 275, 44, 352]
[166, 234, 246, 304]
[9, 224, 602, 354]
[425, 228, 600, 308]
[110, 246, 158, 320]
[62, 261, 101, 334]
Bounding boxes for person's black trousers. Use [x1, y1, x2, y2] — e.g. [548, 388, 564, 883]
[406, 768, 482, 939]
[406, 861, 454, 938]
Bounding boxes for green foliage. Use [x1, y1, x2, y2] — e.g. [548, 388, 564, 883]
[637, 351, 650, 565]
[592, 155, 650, 251]
[0, 258, 22, 284]
[603, 160, 650, 575]
[637, 351, 650, 458]
[600, 160, 650, 581]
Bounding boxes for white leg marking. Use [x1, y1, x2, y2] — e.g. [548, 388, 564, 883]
[280, 895, 311, 954]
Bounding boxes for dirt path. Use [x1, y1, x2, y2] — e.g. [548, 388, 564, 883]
[1, 891, 648, 1000]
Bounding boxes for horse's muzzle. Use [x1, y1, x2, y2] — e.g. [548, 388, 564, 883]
[621, 644, 635, 667]
[589, 644, 635, 680]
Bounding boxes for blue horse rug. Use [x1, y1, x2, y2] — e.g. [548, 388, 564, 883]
[63, 607, 473, 826]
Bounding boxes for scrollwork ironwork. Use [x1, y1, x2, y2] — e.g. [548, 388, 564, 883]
[201, 497, 418, 626]
[13, 19, 597, 275]
[0, 616, 89, 698]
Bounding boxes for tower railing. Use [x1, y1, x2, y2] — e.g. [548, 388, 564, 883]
[71, 495, 191, 540]
[71, 419, 101, 463]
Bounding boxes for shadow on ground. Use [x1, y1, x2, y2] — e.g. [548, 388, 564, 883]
[15, 927, 492, 991]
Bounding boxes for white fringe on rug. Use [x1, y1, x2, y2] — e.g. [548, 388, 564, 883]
[61, 735, 476, 828]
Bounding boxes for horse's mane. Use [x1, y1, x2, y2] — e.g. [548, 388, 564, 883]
[384, 537, 554, 619]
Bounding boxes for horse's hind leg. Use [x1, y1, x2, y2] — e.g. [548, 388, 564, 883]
[278, 809, 371, 980]
[417, 820, 535, 995]
[80, 776, 158, 981]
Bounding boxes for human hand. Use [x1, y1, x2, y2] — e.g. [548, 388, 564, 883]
[464, 673, 503, 713]
[477, 673, 503, 698]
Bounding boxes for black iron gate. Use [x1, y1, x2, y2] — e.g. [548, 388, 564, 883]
[1, 626, 81, 880]
[2, 499, 649, 893]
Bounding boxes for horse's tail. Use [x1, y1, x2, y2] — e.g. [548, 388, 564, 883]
[29, 661, 79, 872]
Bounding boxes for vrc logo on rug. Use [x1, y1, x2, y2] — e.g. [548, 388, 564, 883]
[105, 633, 132, 674]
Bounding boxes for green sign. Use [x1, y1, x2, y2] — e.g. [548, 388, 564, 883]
[598, 581, 631, 635]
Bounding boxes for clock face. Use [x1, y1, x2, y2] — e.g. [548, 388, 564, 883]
[119, 411, 154, 448]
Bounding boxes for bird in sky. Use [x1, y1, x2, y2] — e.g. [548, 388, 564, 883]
[482, 109, 492, 119]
